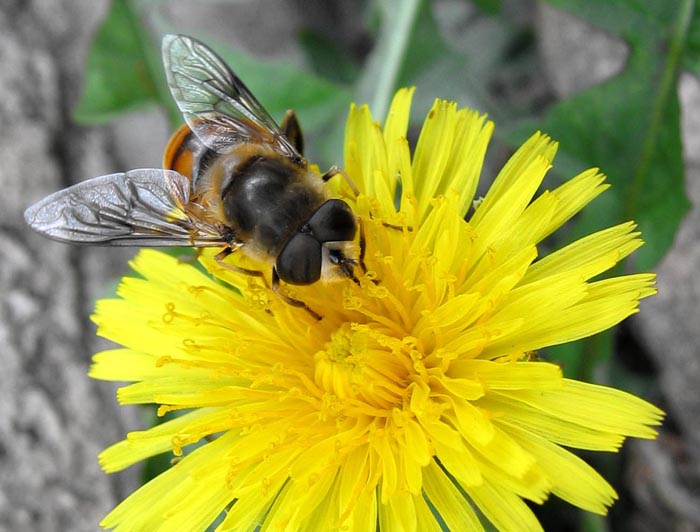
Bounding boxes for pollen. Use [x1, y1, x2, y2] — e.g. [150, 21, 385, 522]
[314, 323, 411, 413]
[315, 324, 367, 399]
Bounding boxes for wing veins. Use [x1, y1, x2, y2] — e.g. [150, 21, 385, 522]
[162, 34, 300, 159]
[24, 169, 229, 247]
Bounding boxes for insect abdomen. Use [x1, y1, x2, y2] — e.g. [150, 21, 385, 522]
[163, 123, 218, 183]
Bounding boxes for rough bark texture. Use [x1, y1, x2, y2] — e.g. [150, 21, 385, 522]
[0, 2, 141, 531]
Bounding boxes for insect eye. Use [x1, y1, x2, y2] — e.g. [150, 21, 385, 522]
[307, 199, 356, 243]
[276, 233, 322, 285]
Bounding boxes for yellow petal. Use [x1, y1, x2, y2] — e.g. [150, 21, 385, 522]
[423, 461, 485, 531]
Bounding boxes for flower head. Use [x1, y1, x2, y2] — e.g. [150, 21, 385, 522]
[92, 88, 663, 531]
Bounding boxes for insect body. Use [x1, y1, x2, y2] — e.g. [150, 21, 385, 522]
[24, 34, 360, 318]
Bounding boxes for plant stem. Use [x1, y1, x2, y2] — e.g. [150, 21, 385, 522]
[626, 0, 695, 220]
[369, 0, 422, 121]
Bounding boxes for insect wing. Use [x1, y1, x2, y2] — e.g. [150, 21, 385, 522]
[24, 169, 225, 246]
[162, 34, 300, 160]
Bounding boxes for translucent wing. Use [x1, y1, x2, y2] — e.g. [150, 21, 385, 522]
[24, 169, 228, 247]
[162, 34, 301, 161]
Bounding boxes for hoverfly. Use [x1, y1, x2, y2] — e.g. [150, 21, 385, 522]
[25, 34, 364, 320]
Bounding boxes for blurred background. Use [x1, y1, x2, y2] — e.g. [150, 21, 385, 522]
[1, 0, 699, 530]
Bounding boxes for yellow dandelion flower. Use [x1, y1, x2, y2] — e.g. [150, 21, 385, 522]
[91, 88, 663, 532]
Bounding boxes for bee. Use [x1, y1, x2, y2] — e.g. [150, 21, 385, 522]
[24, 34, 363, 320]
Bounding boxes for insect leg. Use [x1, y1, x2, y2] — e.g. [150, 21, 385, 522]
[359, 217, 368, 273]
[272, 268, 322, 321]
[215, 247, 269, 288]
[355, 218, 381, 286]
[382, 220, 413, 232]
[321, 165, 360, 197]
[321, 167, 412, 232]
[176, 247, 204, 264]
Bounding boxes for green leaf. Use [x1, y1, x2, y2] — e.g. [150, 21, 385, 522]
[509, 0, 693, 270]
[472, 0, 502, 15]
[73, 0, 161, 123]
[683, 3, 700, 74]
[544, 342, 586, 380]
[298, 30, 359, 85]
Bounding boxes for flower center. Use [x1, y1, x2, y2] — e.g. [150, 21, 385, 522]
[314, 323, 368, 400]
[314, 323, 409, 412]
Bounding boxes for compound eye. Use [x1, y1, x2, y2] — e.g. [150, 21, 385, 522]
[276, 233, 322, 285]
[307, 199, 356, 243]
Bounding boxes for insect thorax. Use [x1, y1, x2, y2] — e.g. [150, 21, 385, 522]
[222, 155, 327, 255]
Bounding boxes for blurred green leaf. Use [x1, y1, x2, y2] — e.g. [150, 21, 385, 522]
[580, 499, 608, 532]
[299, 30, 359, 85]
[472, 0, 502, 15]
[73, 0, 160, 123]
[683, 4, 700, 74]
[545, 342, 586, 379]
[545, 329, 613, 381]
[509, 0, 693, 270]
